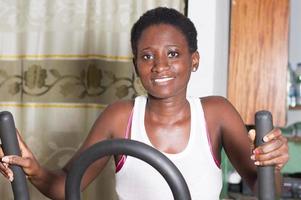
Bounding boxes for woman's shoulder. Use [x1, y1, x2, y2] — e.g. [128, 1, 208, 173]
[106, 99, 134, 110]
[199, 95, 240, 120]
[200, 95, 232, 109]
[91, 99, 134, 138]
[105, 95, 146, 110]
[102, 99, 135, 119]
[200, 95, 228, 103]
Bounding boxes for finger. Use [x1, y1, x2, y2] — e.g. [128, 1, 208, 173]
[0, 145, 3, 157]
[253, 138, 284, 154]
[16, 129, 32, 158]
[252, 142, 289, 169]
[263, 128, 282, 142]
[0, 166, 9, 178]
[16, 129, 28, 149]
[0, 162, 14, 181]
[2, 155, 31, 168]
[0, 161, 8, 171]
[252, 147, 284, 162]
[0, 145, 8, 168]
[248, 129, 256, 142]
[248, 129, 256, 150]
[254, 154, 289, 169]
[2, 162, 8, 168]
[0, 168, 11, 180]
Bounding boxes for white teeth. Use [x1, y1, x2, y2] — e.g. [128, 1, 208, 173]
[154, 77, 174, 83]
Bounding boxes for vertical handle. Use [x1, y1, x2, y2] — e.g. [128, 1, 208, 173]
[255, 110, 276, 200]
[0, 111, 30, 200]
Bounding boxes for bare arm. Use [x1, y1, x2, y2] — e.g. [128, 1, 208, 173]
[203, 96, 257, 189]
[0, 100, 133, 199]
[202, 96, 288, 194]
[217, 99, 258, 190]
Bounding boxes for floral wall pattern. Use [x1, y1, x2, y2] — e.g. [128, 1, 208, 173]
[0, 60, 145, 103]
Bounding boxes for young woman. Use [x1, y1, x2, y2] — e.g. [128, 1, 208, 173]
[0, 7, 288, 200]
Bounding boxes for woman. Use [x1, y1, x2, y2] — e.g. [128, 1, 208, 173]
[0, 7, 288, 200]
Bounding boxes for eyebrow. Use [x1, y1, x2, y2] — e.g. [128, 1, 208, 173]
[140, 44, 180, 51]
[166, 45, 179, 48]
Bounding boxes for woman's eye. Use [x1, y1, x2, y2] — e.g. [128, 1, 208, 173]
[143, 54, 154, 60]
[168, 51, 179, 58]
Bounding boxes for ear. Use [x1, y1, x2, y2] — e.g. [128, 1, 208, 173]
[132, 58, 140, 77]
[191, 51, 200, 72]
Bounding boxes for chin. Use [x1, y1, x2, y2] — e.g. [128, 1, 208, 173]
[145, 86, 187, 99]
[147, 91, 182, 100]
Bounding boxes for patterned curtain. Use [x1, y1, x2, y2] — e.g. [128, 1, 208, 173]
[0, 0, 186, 199]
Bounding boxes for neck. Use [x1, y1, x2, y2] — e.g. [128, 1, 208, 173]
[145, 94, 190, 124]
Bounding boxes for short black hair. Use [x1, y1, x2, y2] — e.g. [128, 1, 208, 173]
[131, 7, 198, 57]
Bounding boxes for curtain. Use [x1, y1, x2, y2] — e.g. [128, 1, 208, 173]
[0, 0, 186, 199]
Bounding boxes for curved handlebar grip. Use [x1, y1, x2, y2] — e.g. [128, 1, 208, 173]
[255, 110, 276, 200]
[65, 139, 191, 200]
[0, 111, 30, 200]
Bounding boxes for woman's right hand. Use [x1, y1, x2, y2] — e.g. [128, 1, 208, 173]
[0, 130, 41, 182]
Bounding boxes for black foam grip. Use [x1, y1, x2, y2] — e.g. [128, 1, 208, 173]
[65, 139, 191, 200]
[255, 110, 276, 200]
[0, 111, 30, 200]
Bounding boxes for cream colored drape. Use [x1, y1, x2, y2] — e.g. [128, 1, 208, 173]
[0, 0, 186, 199]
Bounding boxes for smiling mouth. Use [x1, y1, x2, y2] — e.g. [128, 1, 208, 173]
[154, 77, 174, 83]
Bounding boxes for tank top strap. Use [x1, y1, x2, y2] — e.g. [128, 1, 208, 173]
[115, 108, 134, 173]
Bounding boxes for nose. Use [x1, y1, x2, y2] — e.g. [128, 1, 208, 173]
[152, 56, 170, 73]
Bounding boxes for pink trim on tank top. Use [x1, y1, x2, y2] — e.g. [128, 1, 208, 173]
[204, 122, 221, 168]
[115, 109, 133, 173]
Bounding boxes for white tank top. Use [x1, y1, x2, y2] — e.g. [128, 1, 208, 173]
[115, 96, 222, 200]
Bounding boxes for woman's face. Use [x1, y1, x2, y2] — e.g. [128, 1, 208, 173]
[135, 24, 199, 99]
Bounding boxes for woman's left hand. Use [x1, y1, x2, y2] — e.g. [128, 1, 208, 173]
[248, 128, 289, 171]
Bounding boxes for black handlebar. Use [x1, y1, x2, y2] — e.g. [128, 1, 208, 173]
[0, 111, 30, 200]
[65, 139, 191, 200]
[255, 110, 276, 200]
